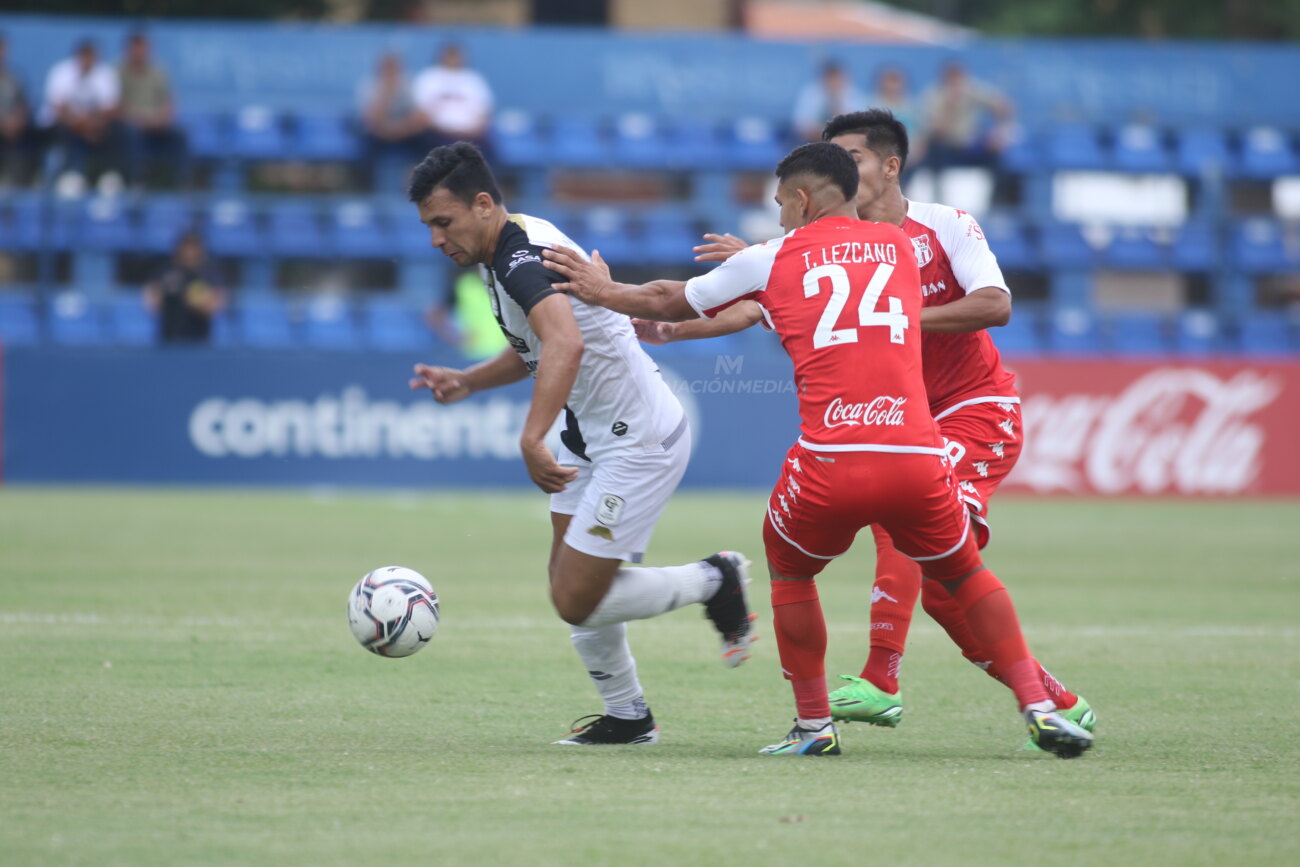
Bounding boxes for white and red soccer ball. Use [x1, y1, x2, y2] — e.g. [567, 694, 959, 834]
[347, 566, 440, 657]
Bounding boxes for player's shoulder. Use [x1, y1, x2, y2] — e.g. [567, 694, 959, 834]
[906, 200, 989, 247]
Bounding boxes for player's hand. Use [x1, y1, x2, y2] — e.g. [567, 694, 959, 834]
[409, 363, 471, 404]
[542, 245, 611, 306]
[631, 318, 676, 345]
[520, 438, 579, 494]
[693, 233, 747, 263]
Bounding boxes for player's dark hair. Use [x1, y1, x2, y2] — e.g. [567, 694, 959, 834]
[775, 141, 859, 203]
[407, 141, 502, 207]
[822, 108, 910, 172]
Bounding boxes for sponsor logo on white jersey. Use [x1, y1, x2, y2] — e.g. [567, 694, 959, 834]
[911, 234, 934, 268]
[824, 396, 907, 429]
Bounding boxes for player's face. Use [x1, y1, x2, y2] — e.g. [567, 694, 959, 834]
[775, 180, 812, 233]
[829, 133, 895, 217]
[417, 187, 493, 266]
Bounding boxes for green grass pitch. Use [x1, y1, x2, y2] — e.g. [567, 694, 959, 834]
[2, 487, 1298, 866]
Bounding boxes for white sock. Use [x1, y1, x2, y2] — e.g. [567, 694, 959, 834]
[579, 562, 716, 628]
[1024, 700, 1057, 714]
[570, 623, 645, 713]
[797, 716, 832, 730]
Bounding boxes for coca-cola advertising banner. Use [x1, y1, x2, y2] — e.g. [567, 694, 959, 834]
[1004, 361, 1300, 497]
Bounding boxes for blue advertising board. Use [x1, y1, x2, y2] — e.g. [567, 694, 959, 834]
[2, 344, 800, 489]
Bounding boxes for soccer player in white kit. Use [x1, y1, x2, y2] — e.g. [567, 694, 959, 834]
[405, 142, 756, 745]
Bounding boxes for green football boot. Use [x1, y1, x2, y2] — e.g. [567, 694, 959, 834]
[827, 675, 903, 727]
[1022, 696, 1095, 753]
[1023, 705, 1095, 759]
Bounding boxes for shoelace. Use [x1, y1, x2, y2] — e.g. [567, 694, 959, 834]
[565, 714, 606, 735]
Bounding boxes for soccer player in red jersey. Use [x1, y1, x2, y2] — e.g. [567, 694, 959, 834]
[542, 142, 1094, 758]
[638, 110, 1093, 748]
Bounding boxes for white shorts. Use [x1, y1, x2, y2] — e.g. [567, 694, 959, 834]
[550, 416, 691, 563]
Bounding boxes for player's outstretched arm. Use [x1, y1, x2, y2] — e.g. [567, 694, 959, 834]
[632, 300, 763, 344]
[542, 245, 697, 322]
[409, 348, 528, 403]
[693, 232, 748, 263]
[921, 286, 1011, 334]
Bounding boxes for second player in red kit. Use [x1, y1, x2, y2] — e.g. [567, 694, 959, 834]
[542, 142, 1094, 759]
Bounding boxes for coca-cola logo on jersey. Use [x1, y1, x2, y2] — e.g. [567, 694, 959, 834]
[824, 396, 908, 428]
[1011, 368, 1284, 495]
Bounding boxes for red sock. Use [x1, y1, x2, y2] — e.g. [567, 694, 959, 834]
[949, 569, 1049, 710]
[858, 525, 920, 694]
[771, 579, 829, 720]
[923, 580, 1079, 709]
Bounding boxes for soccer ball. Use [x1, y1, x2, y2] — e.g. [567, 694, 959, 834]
[347, 566, 440, 657]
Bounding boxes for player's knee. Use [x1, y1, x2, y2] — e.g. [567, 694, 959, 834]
[550, 582, 597, 625]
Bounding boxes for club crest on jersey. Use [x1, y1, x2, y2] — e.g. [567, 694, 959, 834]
[910, 234, 934, 268]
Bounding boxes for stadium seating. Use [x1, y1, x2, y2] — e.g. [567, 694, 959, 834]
[1112, 125, 1171, 174]
[207, 198, 264, 257]
[48, 292, 109, 347]
[0, 194, 44, 251]
[362, 297, 432, 352]
[549, 116, 610, 167]
[1169, 221, 1218, 272]
[492, 109, 548, 168]
[1237, 311, 1293, 355]
[292, 114, 362, 162]
[237, 295, 296, 349]
[1173, 128, 1230, 176]
[611, 113, 668, 169]
[1239, 127, 1298, 179]
[991, 306, 1044, 355]
[268, 200, 329, 258]
[1047, 306, 1101, 354]
[231, 107, 287, 161]
[139, 197, 197, 254]
[728, 117, 786, 170]
[303, 295, 361, 350]
[1045, 124, 1108, 171]
[1174, 308, 1222, 356]
[332, 200, 394, 259]
[0, 293, 41, 346]
[1104, 226, 1166, 270]
[1107, 312, 1169, 355]
[109, 295, 157, 347]
[1039, 222, 1097, 269]
[81, 196, 137, 252]
[1232, 219, 1293, 274]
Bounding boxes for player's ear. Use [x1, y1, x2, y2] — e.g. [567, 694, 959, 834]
[884, 155, 901, 181]
[473, 191, 495, 217]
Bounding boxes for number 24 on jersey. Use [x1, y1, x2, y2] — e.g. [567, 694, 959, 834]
[803, 263, 907, 350]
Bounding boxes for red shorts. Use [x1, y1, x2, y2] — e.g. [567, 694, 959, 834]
[762, 442, 982, 580]
[935, 399, 1023, 549]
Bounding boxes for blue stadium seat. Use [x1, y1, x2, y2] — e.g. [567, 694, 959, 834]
[641, 210, 698, 264]
[1047, 306, 1100, 354]
[990, 306, 1043, 355]
[211, 311, 239, 348]
[1174, 128, 1230, 176]
[1112, 124, 1170, 174]
[48, 293, 109, 347]
[1107, 312, 1169, 355]
[238, 296, 296, 348]
[333, 200, 394, 259]
[1039, 222, 1096, 269]
[178, 111, 229, 159]
[665, 118, 723, 169]
[292, 113, 361, 162]
[1170, 221, 1219, 272]
[727, 117, 785, 170]
[999, 126, 1043, 174]
[0, 194, 45, 251]
[1236, 312, 1293, 355]
[139, 197, 197, 254]
[981, 214, 1038, 271]
[610, 113, 668, 169]
[1174, 309, 1222, 356]
[80, 196, 137, 251]
[492, 109, 548, 168]
[231, 106, 287, 160]
[549, 117, 609, 167]
[207, 198, 264, 257]
[303, 295, 361, 350]
[1231, 219, 1292, 274]
[0, 293, 41, 346]
[109, 295, 157, 347]
[1045, 124, 1108, 171]
[1104, 226, 1165, 270]
[362, 297, 431, 352]
[1239, 126, 1298, 179]
[268, 200, 328, 258]
[579, 208, 636, 265]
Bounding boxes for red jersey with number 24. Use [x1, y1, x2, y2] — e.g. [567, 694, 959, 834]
[684, 215, 943, 456]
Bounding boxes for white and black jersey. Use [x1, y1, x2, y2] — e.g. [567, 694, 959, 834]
[480, 214, 685, 461]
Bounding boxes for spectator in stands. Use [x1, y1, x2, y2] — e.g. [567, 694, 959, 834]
[117, 30, 178, 188]
[411, 43, 494, 153]
[360, 52, 425, 147]
[0, 34, 32, 187]
[919, 60, 1012, 172]
[40, 38, 121, 194]
[143, 232, 227, 344]
[792, 60, 866, 143]
[425, 270, 508, 361]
